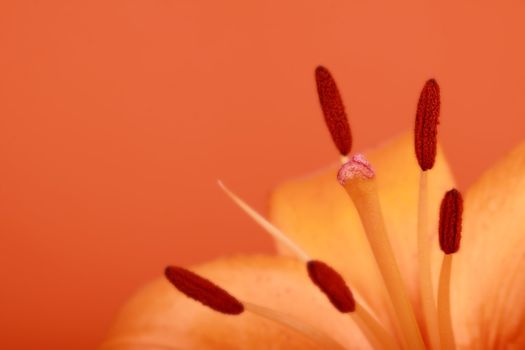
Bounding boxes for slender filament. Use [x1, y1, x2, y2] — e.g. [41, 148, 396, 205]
[218, 180, 310, 261]
[438, 254, 456, 350]
[417, 171, 441, 349]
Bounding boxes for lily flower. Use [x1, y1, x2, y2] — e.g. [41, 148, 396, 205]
[101, 67, 525, 349]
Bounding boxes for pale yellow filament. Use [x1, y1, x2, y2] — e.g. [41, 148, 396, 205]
[218, 180, 310, 262]
[342, 175, 425, 349]
[438, 254, 456, 350]
[417, 171, 441, 349]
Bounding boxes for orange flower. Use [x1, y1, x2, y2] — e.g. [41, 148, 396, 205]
[101, 69, 525, 350]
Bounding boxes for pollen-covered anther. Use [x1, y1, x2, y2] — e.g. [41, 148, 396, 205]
[164, 266, 244, 315]
[414, 78, 440, 171]
[315, 66, 352, 156]
[307, 260, 356, 313]
[337, 153, 375, 185]
[439, 189, 463, 254]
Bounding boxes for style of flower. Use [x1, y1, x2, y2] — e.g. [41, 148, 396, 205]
[101, 67, 525, 350]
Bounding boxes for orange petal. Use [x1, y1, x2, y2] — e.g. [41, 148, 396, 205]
[101, 255, 369, 350]
[269, 133, 455, 329]
[450, 140, 525, 349]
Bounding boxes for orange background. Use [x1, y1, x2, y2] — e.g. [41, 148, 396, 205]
[1, 1, 524, 349]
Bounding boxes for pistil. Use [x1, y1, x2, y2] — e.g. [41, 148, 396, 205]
[338, 154, 425, 349]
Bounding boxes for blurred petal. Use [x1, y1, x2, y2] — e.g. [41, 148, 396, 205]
[101, 255, 369, 350]
[451, 140, 525, 349]
[269, 133, 455, 328]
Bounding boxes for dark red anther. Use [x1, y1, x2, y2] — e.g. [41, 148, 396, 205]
[414, 79, 440, 171]
[439, 189, 463, 254]
[315, 66, 352, 156]
[307, 260, 355, 312]
[164, 266, 244, 315]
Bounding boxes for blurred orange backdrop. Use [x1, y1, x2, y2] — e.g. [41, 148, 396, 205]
[1, 1, 524, 349]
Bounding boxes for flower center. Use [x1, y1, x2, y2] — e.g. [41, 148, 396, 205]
[161, 67, 464, 350]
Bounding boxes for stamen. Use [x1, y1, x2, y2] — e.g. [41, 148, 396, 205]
[414, 79, 440, 171]
[164, 266, 244, 315]
[315, 66, 352, 156]
[217, 180, 310, 262]
[439, 189, 463, 255]
[414, 78, 442, 348]
[165, 266, 345, 349]
[437, 189, 463, 350]
[417, 172, 441, 349]
[307, 260, 399, 350]
[338, 155, 425, 349]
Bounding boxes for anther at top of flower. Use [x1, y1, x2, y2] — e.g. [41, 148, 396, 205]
[102, 68, 525, 350]
[415, 79, 440, 171]
[315, 66, 352, 157]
